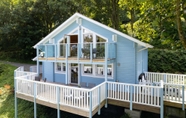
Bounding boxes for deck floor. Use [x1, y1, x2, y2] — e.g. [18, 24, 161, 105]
[16, 89, 186, 117]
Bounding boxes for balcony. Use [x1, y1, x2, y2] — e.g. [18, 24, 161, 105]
[37, 43, 116, 63]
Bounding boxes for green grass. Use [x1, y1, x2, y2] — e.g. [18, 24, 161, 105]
[0, 63, 36, 118]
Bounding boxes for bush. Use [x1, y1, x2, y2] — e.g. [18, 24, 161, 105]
[148, 49, 186, 74]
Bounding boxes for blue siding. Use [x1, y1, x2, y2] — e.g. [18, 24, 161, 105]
[54, 21, 78, 43]
[81, 76, 114, 85]
[54, 73, 66, 84]
[142, 49, 148, 72]
[46, 45, 55, 57]
[43, 62, 54, 82]
[116, 35, 136, 84]
[136, 45, 143, 82]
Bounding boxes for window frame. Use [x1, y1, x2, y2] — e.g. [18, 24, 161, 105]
[55, 62, 66, 73]
[81, 64, 113, 79]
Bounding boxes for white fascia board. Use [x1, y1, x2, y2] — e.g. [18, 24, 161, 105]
[33, 14, 78, 48]
[75, 13, 153, 48]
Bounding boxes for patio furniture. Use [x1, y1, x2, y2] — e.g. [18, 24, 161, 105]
[35, 76, 40, 81]
[81, 48, 90, 58]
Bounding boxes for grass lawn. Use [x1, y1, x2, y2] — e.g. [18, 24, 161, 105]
[0, 63, 36, 118]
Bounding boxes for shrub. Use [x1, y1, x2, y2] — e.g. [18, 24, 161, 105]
[148, 49, 186, 74]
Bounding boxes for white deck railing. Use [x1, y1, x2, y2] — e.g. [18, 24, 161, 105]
[15, 66, 37, 79]
[107, 82, 162, 107]
[16, 79, 34, 97]
[30, 65, 42, 73]
[15, 76, 107, 111]
[91, 82, 106, 109]
[153, 82, 186, 104]
[145, 72, 186, 85]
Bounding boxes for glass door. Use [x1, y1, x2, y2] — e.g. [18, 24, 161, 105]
[70, 63, 78, 84]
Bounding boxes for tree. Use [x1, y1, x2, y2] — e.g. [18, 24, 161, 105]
[176, 0, 186, 48]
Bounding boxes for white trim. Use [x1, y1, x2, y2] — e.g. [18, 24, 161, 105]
[33, 13, 153, 49]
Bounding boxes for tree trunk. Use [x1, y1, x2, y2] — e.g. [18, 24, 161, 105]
[176, 0, 186, 48]
[110, 0, 119, 30]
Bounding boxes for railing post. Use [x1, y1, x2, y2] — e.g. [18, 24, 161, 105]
[90, 43, 92, 62]
[34, 82, 37, 118]
[182, 85, 185, 111]
[98, 86, 101, 115]
[37, 46, 40, 76]
[130, 85, 133, 110]
[14, 71, 18, 118]
[160, 80, 164, 118]
[105, 82, 108, 108]
[164, 74, 166, 83]
[65, 44, 68, 85]
[89, 91, 92, 118]
[57, 86, 60, 118]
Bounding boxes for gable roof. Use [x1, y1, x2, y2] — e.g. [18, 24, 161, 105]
[33, 13, 153, 48]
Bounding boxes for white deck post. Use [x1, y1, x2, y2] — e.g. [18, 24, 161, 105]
[14, 71, 18, 118]
[65, 43, 68, 85]
[160, 80, 164, 118]
[37, 46, 40, 76]
[98, 86, 101, 115]
[182, 85, 185, 111]
[130, 85, 133, 110]
[34, 82, 37, 118]
[57, 86, 60, 118]
[105, 43, 108, 108]
[89, 91, 92, 118]
[90, 43, 92, 62]
[78, 63, 81, 85]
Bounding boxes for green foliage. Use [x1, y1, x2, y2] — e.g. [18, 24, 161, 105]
[148, 49, 186, 73]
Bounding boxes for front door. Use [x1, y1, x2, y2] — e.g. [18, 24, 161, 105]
[70, 63, 78, 84]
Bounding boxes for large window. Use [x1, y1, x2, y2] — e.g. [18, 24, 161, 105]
[83, 64, 93, 75]
[55, 62, 66, 73]
[82, 64, 113, 78]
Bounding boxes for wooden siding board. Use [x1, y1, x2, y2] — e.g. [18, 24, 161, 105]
[54, 73, 66, 84]
[142, 49, 148, 72]
[136, 45, 143, 82]
[43, 62, 54, 82]
[116, 36, 136, 84]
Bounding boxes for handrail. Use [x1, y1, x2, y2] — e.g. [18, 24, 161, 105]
[145, 72, 186, 85]
[16, 77, 90, 92]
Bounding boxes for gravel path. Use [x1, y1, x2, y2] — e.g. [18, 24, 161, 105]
[0, 61, 36, 71]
